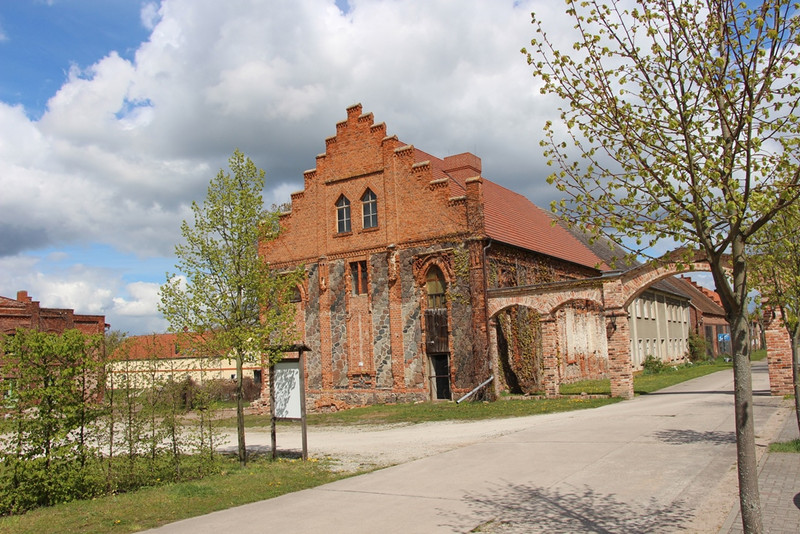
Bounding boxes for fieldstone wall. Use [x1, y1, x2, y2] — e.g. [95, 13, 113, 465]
[304, 263, 322, 390]
[371, 252, 393, 388]
[328, 259, 348, 388]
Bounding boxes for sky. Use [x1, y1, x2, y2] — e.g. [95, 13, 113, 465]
[0, 0, 713, 335]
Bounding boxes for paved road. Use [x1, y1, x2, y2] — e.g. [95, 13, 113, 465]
[148, 362, 791, 533]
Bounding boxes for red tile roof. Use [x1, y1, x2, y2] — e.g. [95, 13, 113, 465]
[413, 149, 607, 271]
[482, 180, 608, 270]
[670, 276, 727, 317]
[110, 333, 209, 361]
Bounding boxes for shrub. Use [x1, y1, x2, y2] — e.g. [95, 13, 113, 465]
[687, 331, 709, 362]
[642, 354, 666, 375]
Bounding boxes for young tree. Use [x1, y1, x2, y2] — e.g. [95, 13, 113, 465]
[523, 1, 800, 531]
[0, 328, 105, 512]
[751, 203, 800, 435]
[160, 149, 301, 466]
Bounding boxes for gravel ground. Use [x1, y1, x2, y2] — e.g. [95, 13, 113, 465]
[217, 416, 547, 472]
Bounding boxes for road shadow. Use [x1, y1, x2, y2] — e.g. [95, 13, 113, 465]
[447, 481, 691, 533]
[652, 428, 735, 445]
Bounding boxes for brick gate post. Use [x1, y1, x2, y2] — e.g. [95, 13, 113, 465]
[607, 309, 634, 399]
[763, 306, 794, 396]
[487, 318, 502, 398]
[540, 315, 560, 397]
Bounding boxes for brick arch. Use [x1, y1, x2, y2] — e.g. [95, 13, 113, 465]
[413, 253, 455, 288]
[486, 284, 604, 319]
[611, 259, 714, 311]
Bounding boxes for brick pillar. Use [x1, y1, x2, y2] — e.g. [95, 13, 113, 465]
[763, 306, 794, 396]
[607, 309, 634, 399]
[488, 317, 501, 399]
[540, 315, 560, 398]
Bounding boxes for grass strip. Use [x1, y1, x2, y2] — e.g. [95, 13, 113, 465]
[768, 439, 800, 453]
[229, 396, 620, 428]
[0, 457, 348, 534]
[559, 354, 752, 396]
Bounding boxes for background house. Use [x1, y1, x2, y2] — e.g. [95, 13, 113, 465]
[670, 276, 732, 357]
[106, 333, 263, 393]
[0, 290, 106, 335]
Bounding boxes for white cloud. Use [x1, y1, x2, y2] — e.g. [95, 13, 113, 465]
[112, 281, 161, 317]
[1, 0, 575, 333]
[141, 2, 162, 31]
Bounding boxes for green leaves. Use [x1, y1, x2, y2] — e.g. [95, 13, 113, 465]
[159, 149, 300, 360]
[528, 0, 800, 269]
[158, 149, 302, 465]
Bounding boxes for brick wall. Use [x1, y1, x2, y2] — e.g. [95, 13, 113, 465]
[1, 290, 106, 335]
[763, 306, 794, 396]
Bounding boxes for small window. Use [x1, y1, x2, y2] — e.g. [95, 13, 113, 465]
[289, 285, 302, 303]
[351, 261, 368, 295]
[426, 266, 446, 309]
[362, 189, 378, 229]
[336, 195, 351, 233]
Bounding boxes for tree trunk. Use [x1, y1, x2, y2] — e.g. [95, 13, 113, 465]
[730, 310, 763, 533]
[723, 233, 763, 533]
[713, 233, 764, 534]
[791, 328, 800, 438]
[236, 353, 247, 467]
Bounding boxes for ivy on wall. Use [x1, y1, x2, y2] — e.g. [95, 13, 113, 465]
[496, 306, 543, 394]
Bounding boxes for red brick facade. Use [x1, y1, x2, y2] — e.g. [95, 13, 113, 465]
[261, 105, 607, 410]
[259, 106, 788, 406]
[0, 290, 106, 336]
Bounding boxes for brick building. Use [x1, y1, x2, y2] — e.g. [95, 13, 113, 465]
[261, 104, 613, 409]
[669, 276, 731, 357]
[0, 290, 106, 336]
[106, 333, 263, 391]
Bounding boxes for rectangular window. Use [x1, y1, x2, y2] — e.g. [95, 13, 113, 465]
[350, 261, 368, 295]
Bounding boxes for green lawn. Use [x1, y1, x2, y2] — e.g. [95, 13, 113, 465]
[769, 439, 800, 453]
[0, 457, 347, 534]
[559, 352, 765, 396]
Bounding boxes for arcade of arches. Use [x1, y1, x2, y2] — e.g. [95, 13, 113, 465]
[486, 257, 795, 399]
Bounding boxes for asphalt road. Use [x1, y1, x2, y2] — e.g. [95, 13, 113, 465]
[147, 361, 790, 533]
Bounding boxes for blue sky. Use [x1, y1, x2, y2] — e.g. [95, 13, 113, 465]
[0, 0, 718, 335]
[0, 1, 150, 117]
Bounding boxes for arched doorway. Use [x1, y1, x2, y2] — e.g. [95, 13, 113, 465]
[425, 266, 451, 399]
[495, 305, 543, 394]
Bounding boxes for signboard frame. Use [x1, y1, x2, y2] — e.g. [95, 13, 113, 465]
[269, 345, 309, 460]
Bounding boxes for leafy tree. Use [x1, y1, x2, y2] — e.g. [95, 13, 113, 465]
[523, 1, 800, 531]
[751, 203, 800, 435]
[160, 149, 301, 466]
[0, 328, 105, 512]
